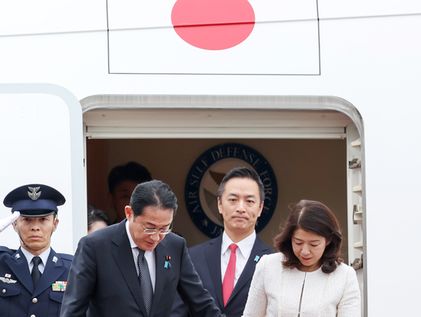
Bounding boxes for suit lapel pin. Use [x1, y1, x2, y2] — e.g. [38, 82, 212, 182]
[5, 273, 11, 278]
[52, 256, 58, 263]
[15, 253, 20, 259]
[164, 255, 171, 269]
[254, 255, 260, 263]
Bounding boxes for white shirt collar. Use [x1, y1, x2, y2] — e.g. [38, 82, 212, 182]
[221, 230, 256, 258]
[125, 219, 138, 249]
[125, 220, 156, 290]
[125, 220, 154, 257]
[20, 246, 51, 267]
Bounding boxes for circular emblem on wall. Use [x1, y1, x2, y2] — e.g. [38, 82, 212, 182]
[185, 143, 278, 238]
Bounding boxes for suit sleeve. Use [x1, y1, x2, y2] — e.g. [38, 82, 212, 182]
[60, 236, 96, 317]
[176, 241, 222, 317]
[170, 292, 190, 317]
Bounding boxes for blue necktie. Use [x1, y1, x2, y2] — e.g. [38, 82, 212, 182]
[137, 249, 153, 315]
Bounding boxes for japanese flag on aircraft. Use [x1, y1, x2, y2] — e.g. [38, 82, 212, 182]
[107, 0, 319, 75]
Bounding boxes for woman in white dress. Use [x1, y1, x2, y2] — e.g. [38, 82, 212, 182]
[242, 200, 361, 317]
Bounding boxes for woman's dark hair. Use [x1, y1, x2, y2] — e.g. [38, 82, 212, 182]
[274, 199, 343, 273]
[87, 207, 109, 227]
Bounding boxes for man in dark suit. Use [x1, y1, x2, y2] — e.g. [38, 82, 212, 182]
[0, 184, 73, 317]
[60, 180, 223, 317]
[171, 167, 273, 317]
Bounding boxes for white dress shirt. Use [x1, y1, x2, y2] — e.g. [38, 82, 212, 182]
[21, 246, 50, 274]
[126, 221, 156, 291]
[221, 231, 256, 285]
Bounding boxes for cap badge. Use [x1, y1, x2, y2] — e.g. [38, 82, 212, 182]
[27, 186, 41, 201]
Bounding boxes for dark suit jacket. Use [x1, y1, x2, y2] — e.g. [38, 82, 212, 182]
[60, 221, 222, 317]
[171, 234, 273, 317]
[0, 246, 73, 317]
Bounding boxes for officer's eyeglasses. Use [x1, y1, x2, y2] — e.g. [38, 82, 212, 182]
[139, 222, 172, 236]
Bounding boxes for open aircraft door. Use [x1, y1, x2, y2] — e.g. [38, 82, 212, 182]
[0, 84, 86, 254]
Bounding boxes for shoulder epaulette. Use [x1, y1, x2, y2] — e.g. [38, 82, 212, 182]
[0, 246, 15, 254]
[58, 253, 74, 262]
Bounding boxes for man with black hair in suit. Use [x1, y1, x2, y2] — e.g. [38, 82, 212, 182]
[61, 180, 223, 317]
[171, 166, 273, 317]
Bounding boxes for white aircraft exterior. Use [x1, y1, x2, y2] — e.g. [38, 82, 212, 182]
[1, 1, 420, 315]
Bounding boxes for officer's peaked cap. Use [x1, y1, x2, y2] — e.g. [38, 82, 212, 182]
[3, 184, 65, 216]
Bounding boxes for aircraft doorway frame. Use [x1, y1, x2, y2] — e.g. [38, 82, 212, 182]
[81, 94, 366, 311]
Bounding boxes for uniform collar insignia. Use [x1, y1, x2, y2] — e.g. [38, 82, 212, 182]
[52, 256, 58, 263]
[254, 255, 260, 262]
[27, 186, 41, 200]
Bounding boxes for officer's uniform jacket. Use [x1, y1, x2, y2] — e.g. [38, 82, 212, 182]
[0, 246, 73, 317]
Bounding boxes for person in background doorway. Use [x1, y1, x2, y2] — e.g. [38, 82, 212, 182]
[61, 180, 224, 317]
[108, 161, 152, 224]
[0, 184, 73, 317]
[242, 199, 361, 317]
[87, 206, 108, 234]
[171, 166, 273, 317]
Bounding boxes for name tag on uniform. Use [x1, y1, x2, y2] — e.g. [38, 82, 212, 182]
[51, 281, 67, 292]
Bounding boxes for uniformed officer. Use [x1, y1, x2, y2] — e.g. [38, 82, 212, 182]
[0, 184, 73, 317]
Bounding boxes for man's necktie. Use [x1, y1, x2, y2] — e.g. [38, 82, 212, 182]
[137, 248, 153, 315]
[222, 243, 238, 306]
[31, 256, 42, 286]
